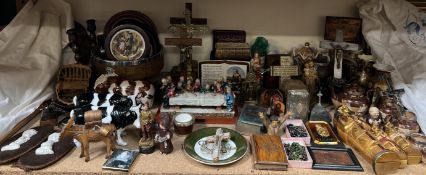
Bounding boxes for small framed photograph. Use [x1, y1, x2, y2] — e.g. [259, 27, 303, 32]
[102, 149, 139, 172]
[308, 146, 363, 171]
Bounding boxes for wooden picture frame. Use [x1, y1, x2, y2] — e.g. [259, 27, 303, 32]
[308, 146, 363, 171]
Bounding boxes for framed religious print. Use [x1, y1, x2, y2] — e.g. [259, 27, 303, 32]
[199, 60, 249, 85]
[104, 24, 152, 61]
[308, 147, 363, 171]
[305, 121, 340, 146]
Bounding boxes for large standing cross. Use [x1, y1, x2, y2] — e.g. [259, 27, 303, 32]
[270, 55, 299, 87]
[320, 29, 359, 80]
[165, 3, 208, 81]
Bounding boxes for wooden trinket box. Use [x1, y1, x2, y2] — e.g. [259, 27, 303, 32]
[211, 30, 250, 60]
[251, 134, 288, 171]
[281, 138, 313, 169]
[324, 16, 362, 44]
[282, 119, 311, 145]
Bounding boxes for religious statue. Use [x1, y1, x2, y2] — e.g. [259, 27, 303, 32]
[185, 79, 193, 92]
[258, 111, 292, 135]
[365, 107, 384, 129]
[139, 103, 154, 141]
[160, 78, 170, 108]
[155, 114, 174, 154]
[160, 77, 176, 109]
[139, 103, 155, 154]
[303, 61, 318, 97]
[251, 53, 262, 80]
[224, 86, 235, 112]
[193, 78, 201, 92]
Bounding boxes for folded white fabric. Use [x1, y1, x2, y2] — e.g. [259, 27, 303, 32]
[359, 0, 426, 131]
[0, 0, 73, 142]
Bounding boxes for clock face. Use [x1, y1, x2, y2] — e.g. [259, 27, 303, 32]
[109, 28, 146, 61]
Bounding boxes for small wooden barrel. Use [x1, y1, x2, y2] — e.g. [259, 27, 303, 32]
[93, 46, 164, 80]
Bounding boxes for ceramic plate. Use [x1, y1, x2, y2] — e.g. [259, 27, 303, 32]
[104, 24, 151, 61]
[183, 127, 248, 165]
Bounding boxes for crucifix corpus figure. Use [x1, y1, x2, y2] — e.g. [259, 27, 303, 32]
[320, 29, 359, 85]
[165, 3, 209, 82]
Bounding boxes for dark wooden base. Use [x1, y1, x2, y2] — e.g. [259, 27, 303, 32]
[194, 116, 237, 124]
[139, 146, 155, 154]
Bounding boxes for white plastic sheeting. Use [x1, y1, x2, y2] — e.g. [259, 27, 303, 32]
[359, 0, 426, 132]
[0, 0, 73, 141]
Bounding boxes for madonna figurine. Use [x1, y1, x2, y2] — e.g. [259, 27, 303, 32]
[224, 86, 235, 112]
[155, 114, 173, 154]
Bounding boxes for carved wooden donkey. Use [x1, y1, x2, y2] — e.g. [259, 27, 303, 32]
[61, 110, 116, 162]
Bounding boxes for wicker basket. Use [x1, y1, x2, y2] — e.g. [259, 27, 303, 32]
[55, 64, 92, 106]
[93, 46, 164, 80]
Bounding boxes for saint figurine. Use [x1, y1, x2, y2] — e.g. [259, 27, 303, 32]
[155, 114, 173, 154]
[178, 76, 187, 90]
[303, 61, 318, 96]
[251, 53, 262, 80]
[185, 79, 193, 92]
[139, 103, 154, 141]
[160, 78, 170, 108]
[213, 80, 223, 93]
[193, 78, 201, 92]
[139, 103, 155, 154]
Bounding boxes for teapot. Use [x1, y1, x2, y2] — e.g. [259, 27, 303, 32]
[331, 83, 369, 114]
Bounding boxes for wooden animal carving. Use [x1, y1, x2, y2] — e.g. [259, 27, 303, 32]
[60, 115, 116, 162]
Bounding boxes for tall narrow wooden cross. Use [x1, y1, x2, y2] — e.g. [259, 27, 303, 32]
[270, 55, 299, 87]
[165, 3, 208, 81]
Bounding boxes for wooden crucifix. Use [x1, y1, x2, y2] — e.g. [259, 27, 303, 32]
[270, 55, 299, 88]
[165, 3, 208, 81]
